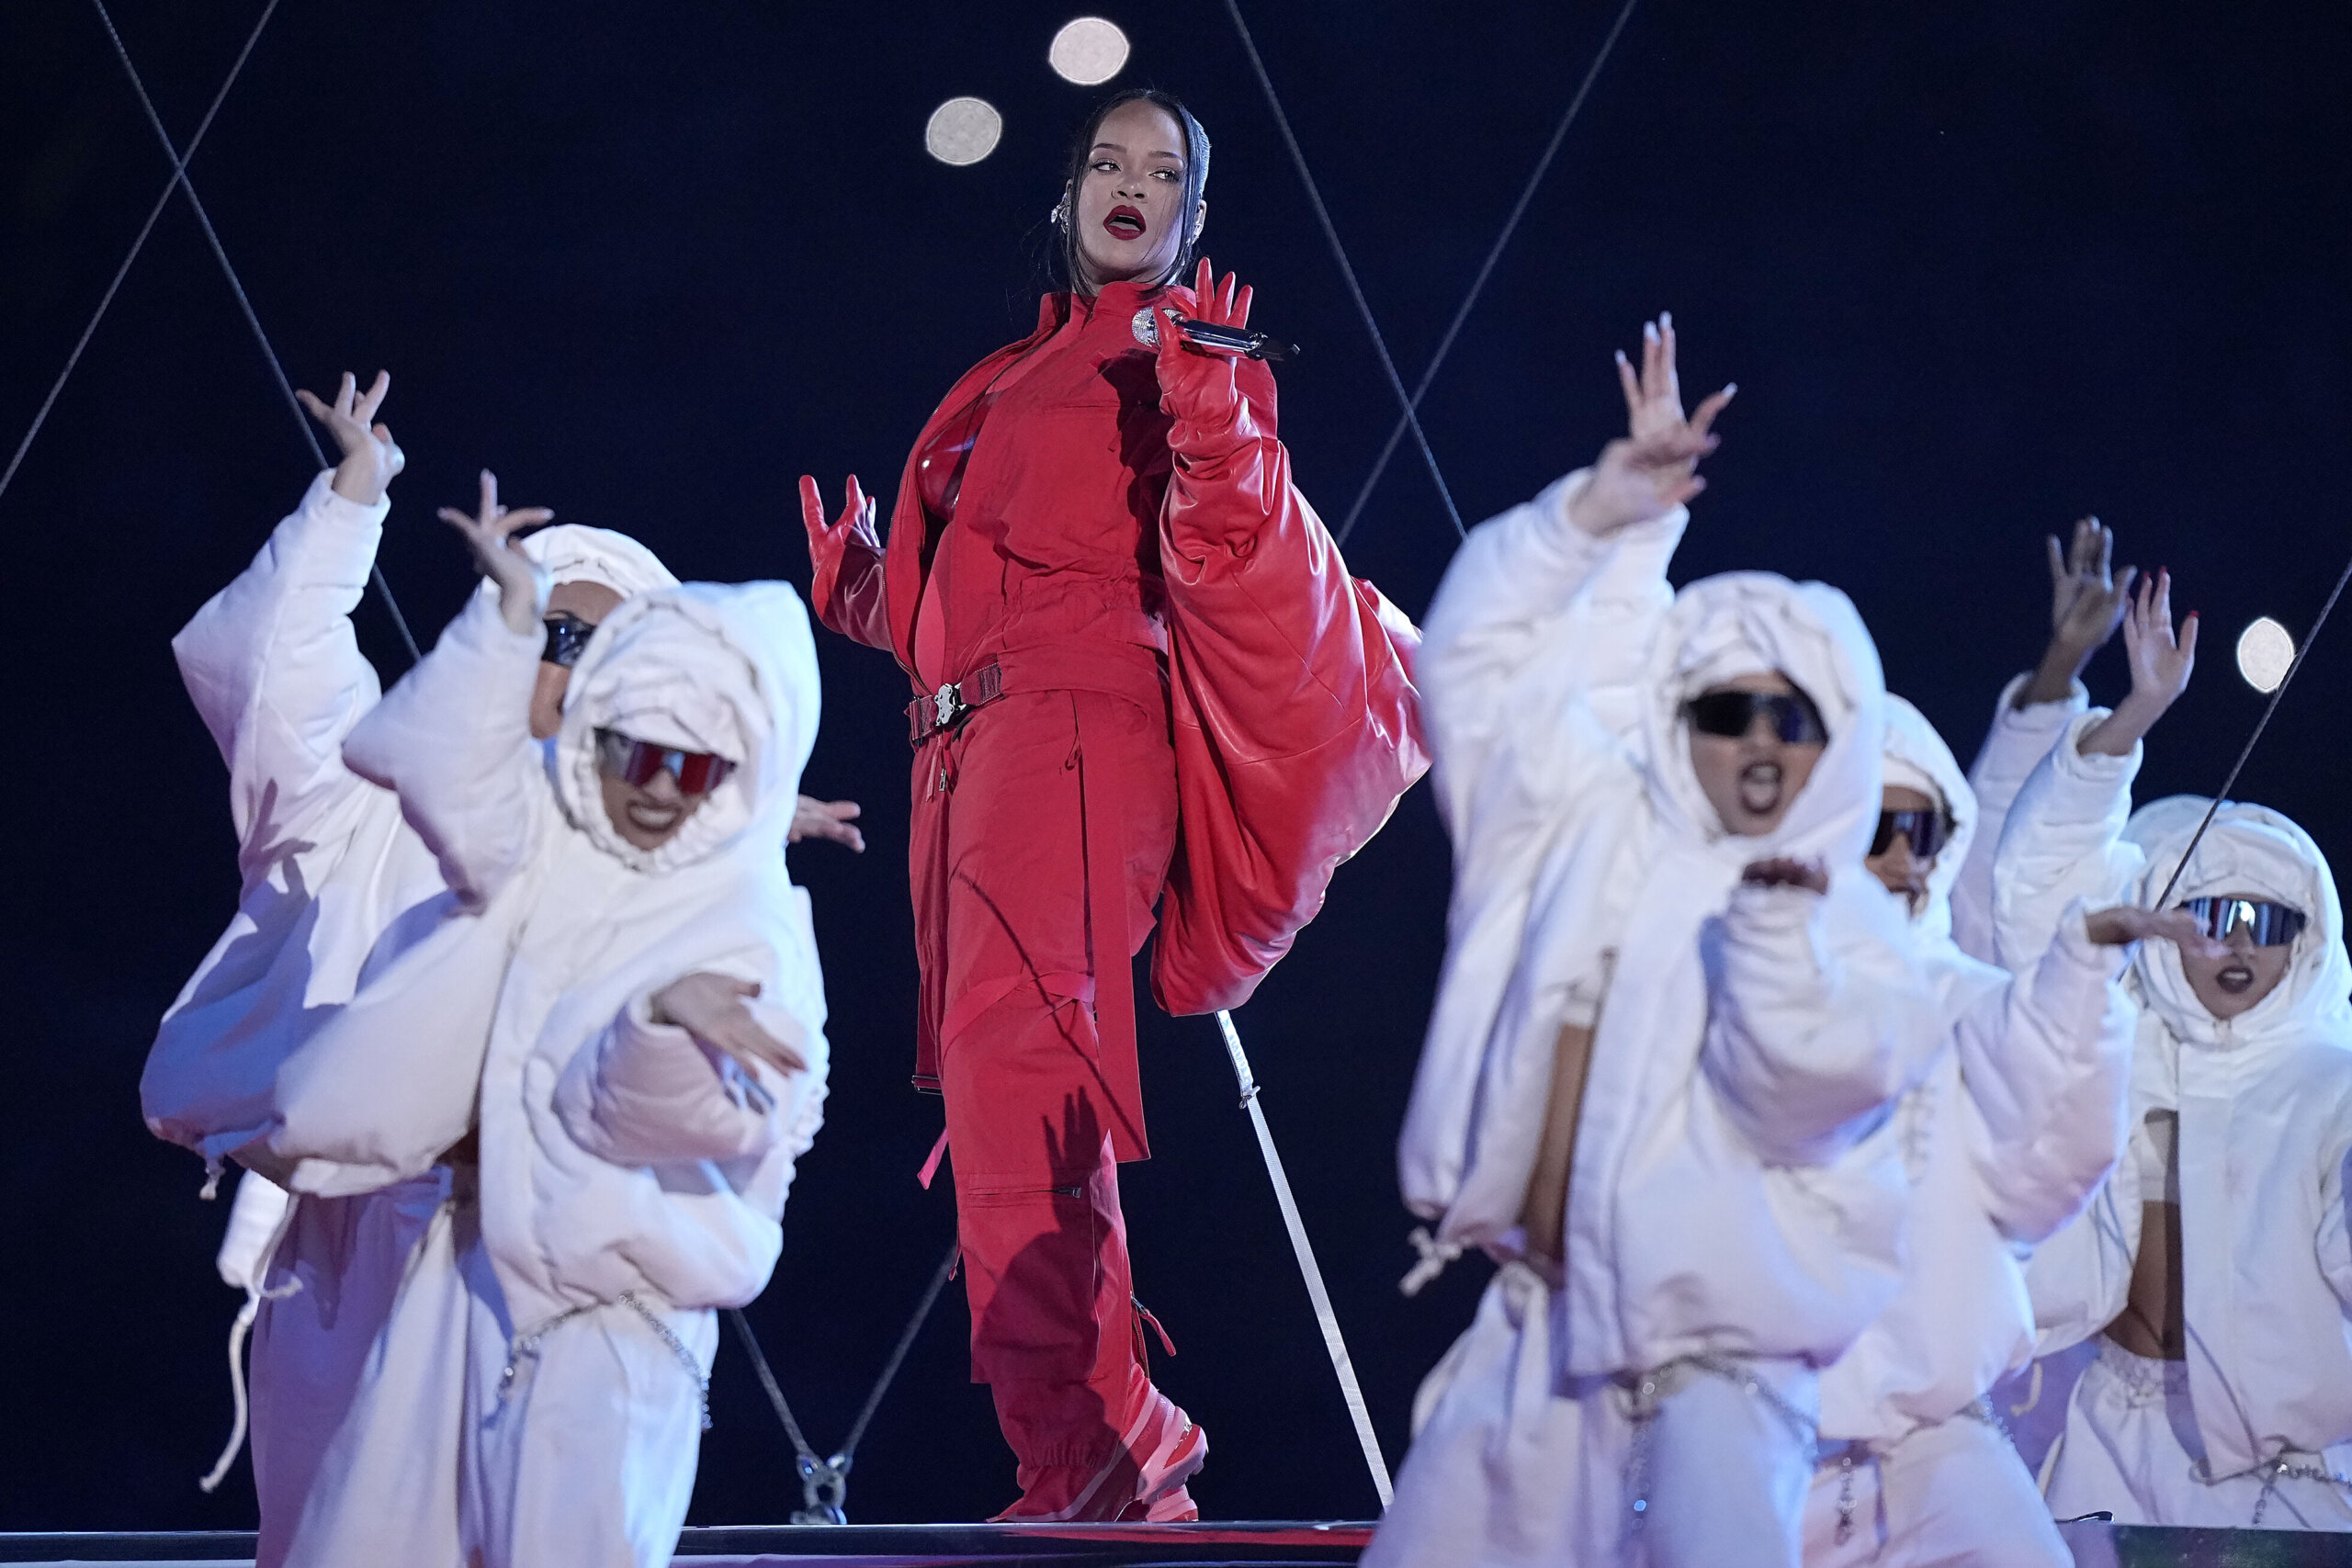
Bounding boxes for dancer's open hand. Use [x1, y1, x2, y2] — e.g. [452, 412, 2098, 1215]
[2079, 570, 2198, 756]
[1568, 314, 1734, 537]
[2085, 905, 2225, 957]
[789, 795, 865, 852]
[2020, 516, 2137, 705]
[652, 973, 808, 1077]
[298, 370, 404, 507]
[437, 470, 552, 635]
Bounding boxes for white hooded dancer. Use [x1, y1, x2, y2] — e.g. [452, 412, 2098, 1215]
[2001, 745, 2352, 1528]
[1799, 696, 2144, 1566]
[265, 560, 830, 1568]
[139, 373, 679, 1568]
[1368, 318, 1944, 1568]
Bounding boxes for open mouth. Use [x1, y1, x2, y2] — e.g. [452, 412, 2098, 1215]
[1103, 204, 1147, 241]
[1737, 761, 1784, 817]
[628, 800, 684, 832]
[2216, 964, 2256, 994]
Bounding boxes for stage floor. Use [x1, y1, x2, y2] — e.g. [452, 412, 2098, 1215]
[4, 1519, 2349, 1565]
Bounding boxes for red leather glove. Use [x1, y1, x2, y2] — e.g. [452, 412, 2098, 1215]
[797, 473, 889, 648]
[1152, 258, 1256, 443]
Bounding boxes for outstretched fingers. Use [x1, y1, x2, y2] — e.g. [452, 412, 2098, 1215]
[1688, 383, 1737, 441]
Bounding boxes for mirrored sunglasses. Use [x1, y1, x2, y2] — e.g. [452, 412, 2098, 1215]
[594, 728, 736, 795]
[1870, 808, 1951, 862]
[2178, 896, 2307, 948]
[1684, 690, 1828, 746]
[542, 612, 598, 670]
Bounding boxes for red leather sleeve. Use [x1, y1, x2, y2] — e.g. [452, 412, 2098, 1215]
[1150, 369, 1430, 1015]
[806, 497, 893, 652]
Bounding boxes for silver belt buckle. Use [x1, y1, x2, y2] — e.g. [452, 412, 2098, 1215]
[933, 681, 961, 731]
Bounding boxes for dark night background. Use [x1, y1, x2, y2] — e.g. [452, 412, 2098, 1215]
[5, 0, 2348, 1530]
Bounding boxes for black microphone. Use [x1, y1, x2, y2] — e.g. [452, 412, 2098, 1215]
[1132, 308, 1299, 363]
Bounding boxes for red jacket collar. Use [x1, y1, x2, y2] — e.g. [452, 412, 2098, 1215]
[1035, 278, 1192, 334]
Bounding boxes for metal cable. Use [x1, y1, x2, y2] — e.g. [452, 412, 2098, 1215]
[0, 0, 279, 507]
[1219, 0, 1463, 536]
[1216, 1010, 1395, 1508]
[2152, 548, 2352, 908]
[88, 0, 422, 663]
[726, 1233, 961, 1523]
[1336, 0, 1645, 547]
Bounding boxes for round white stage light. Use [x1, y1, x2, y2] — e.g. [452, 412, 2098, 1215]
[925, 97, 1003, 165]
[1049, 17, 1130, 85]
[2236, 615, 2295, 694]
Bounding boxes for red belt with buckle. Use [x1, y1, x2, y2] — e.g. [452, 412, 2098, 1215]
[906, 660, 1005, 746]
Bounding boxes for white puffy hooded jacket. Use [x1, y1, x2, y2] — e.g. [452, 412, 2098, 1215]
[1815, 697, 2134, 1446]
[255, 578, 828, 1325]
[2000, 726, 2352, 1480]
[141, 469, 675, 1229]
[1399, 470, 1945, 1376]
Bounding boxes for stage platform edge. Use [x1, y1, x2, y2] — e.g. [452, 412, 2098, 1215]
[4, 1519, 2348, 1565]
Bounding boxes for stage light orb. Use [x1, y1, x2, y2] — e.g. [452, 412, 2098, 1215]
[2236, 615, 2294, 694]
[926, 97, 1003, 165]
[1049, 17, 1130, 85]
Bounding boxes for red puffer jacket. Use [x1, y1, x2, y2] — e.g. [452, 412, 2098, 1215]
[810, 279, 1428, 1018]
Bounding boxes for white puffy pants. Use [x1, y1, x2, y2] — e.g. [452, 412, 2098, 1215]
[457, 1234, 715, 1568]
[2045, 1339, 2352, 1530]
[1365, 1262, 1818, 1568]
[1800, 1413, 2067, 1567]
[250, 1170, 469, 1568]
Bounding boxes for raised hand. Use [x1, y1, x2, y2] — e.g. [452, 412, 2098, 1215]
[797, 474, 878, 567]
[789, 795, 865, 852]
[651, 972, 808, 1078]
[1568, 313, 1735, 537]
[2085, 904, 2226, 957]
[2079, 570, 2198, 757]
[437, 470, 554, 635]
[1152, 257, 1254, 424]
[2019, 516, 2137, 705]
[297, 370, 404, 507]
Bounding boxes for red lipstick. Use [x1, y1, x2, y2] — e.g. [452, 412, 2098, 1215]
[1103, 204, 1147, 240]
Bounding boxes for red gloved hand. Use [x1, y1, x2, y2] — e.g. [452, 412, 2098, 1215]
[1153, 258, 1255, 432]
[797, 473, 878, 570]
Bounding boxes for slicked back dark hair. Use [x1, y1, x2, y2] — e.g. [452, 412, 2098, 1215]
[1056, 88, 1210, 295]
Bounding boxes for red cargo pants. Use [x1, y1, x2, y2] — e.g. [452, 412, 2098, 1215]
[911, 682, 1178, 1472]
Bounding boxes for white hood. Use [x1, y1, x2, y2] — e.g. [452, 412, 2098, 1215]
[2128, 796, 2352, 1054]
[1880, 694, 1977, 944]
[517, 524, 679, 600]
[550, 583, 817, 874]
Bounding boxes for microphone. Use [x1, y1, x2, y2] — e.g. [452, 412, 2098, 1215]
[1131, 308, 1299, 363]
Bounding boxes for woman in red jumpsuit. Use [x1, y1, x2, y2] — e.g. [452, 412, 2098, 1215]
[800, 89, 1425, 1521]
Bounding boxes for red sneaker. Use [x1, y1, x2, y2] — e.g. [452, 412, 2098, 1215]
[992, 1387, 1206, 1522]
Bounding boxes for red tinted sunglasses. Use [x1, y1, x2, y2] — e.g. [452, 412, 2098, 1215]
[594, 728, 736, 795]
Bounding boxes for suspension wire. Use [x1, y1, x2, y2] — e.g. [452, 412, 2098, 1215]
[2151, 547, 2352, 908]
[88, 0, 422, 664]
[1335, 0, 1645, 547]
[727, 1234, 961, 1523]
[0, 0, 278, 508]
[1219, 0, 1463, 537]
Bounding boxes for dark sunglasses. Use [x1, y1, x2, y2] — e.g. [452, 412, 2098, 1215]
[1684, 690, 1828, 746]
[542, 612, 598, 670]
[594, 728, 736, 795]
[2178, 896, 2307, 948]
[1870, 808, 1951, 862]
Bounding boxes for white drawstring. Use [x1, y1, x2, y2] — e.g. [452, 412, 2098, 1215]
[1399, 1225, 1464, 1297]
[198, 1194, 301, 1493]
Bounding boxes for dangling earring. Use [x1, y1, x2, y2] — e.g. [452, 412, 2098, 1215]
[1050, 189, 1072, 230]
[1188, 204, 1205, 243]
